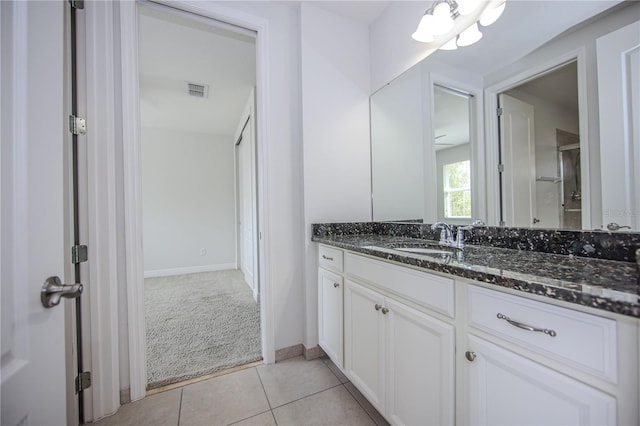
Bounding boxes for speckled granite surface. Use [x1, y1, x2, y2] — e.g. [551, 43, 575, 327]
[312, 223, 640, 318]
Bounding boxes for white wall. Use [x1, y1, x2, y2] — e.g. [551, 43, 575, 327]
[505, 89, 579, 228]
[141, 127, 235, 276]
[371, 66, 425, 221]
[300, 3, 372, 349]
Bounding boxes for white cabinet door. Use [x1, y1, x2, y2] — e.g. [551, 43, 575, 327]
[344, 279, 386, 413]
[318, 268, 344, 369]
[385, 299, 455, 426]
[597, 20, 640, 231]
[466, 335, 616, 426]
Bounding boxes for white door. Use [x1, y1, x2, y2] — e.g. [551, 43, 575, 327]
[1, 2, 69, 425]
[597, 21, 640, 231]
[344, 279, 385, 413]
[499, 94, 537, 227]
[237, 119, 256, 294]
[318, 268, 343, 369]
[385, 299, 455, 426]
[466, 335, 616, 425]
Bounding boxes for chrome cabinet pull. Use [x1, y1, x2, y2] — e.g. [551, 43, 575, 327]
[375, 304, 382, 311]
[497, 313, 557, 337]
[607, 222, 631, 231]
[333, 282, 340, 288]
[381, 307, 389, 315]
[465, 351, 476, 362]
[322, 254, 334, 261]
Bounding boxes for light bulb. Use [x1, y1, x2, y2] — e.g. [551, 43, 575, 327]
[479, 1, 506, 27]
[457, 23, 483, 47]
[432, 2, 454, 35]
[456, 0, 481, 16]
[412, 13, 435, 43]
[439, 37, 458, 51]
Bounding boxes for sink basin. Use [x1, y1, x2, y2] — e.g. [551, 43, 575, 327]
[393, 247, 454, 256]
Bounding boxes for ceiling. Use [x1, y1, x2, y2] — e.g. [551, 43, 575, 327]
[510, 61, 578, 111]
[138, 5, 256, 137]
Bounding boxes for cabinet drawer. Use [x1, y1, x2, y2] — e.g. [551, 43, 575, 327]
[319, 245, 343, 273]
[345, 253, 454, 317]
[468, 285, 617, 383]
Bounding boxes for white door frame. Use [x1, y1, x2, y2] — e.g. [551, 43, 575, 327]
[118, 0, 274, 403]
[484, 48, 591, 228]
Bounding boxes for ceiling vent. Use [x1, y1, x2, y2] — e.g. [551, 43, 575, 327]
[186, 82, 209, 99]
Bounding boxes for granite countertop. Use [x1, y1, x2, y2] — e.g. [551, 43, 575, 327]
[312, 233, 640, 318]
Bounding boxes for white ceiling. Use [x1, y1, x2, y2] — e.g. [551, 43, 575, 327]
[138, 6, 256, 137]
[510, 61, 578, 111]
[434, 87, 470, 149]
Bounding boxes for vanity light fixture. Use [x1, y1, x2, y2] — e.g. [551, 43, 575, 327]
[412, 0, 506, 49]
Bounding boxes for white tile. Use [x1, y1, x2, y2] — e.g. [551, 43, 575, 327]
[256, 356, 340, 408]
[273, 386, 375, 426]
[92, 388, 181, 426]
[229, 410, 276, 426]
[179, 368, 269, 426]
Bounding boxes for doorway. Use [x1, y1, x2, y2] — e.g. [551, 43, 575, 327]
[496, 60, 583, 229]
[137, 3, 260, 389]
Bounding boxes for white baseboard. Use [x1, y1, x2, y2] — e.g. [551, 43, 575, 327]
[144, 263, 237, 278]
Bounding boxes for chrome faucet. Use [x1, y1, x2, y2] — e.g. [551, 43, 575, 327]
[431, 222, 455, 245]
[456, 225, 474, 248]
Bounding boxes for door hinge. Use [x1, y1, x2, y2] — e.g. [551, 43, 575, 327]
[69, 0, 84, 9]
[499, 220, 506, 227]
[69, 115, 86, 135]
[76, 371, 91, 393]
[497, 107, 503, 116]
[71, 245, 88, 264]
[498, 163, 505, 173]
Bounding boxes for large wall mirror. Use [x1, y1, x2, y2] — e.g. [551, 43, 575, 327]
[370, 0, 640, 231]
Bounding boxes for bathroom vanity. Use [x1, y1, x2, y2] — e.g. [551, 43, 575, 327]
[313, 222, 639, 426]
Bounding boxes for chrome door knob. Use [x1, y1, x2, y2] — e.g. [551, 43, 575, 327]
[333, 282, 340, 288]
[41, 276, 83, 308]
[465, 351, 477, 362]
[374, 304, 382, 311]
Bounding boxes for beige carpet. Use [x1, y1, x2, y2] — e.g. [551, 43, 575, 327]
[145, 270, 261, 389]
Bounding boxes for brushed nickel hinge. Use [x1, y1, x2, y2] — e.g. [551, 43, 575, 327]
[497, 107, 503, 116]
[498, 163, 505, 173]
[69, 115, 86, 135]
[71, 245, 88, 264]
[69, 0, 84, 9]
[76, 371, 91, 393]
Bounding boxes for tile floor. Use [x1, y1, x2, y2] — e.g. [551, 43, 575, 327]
[93, 356, 389, 426]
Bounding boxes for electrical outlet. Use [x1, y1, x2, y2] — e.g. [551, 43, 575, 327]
[200, 248, 206, 256]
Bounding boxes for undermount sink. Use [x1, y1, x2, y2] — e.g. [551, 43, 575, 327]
[393, 247, 455, 256]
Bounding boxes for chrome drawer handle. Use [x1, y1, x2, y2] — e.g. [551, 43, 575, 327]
[497, 313, 557, 337]
[322, 255, 334, 261]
